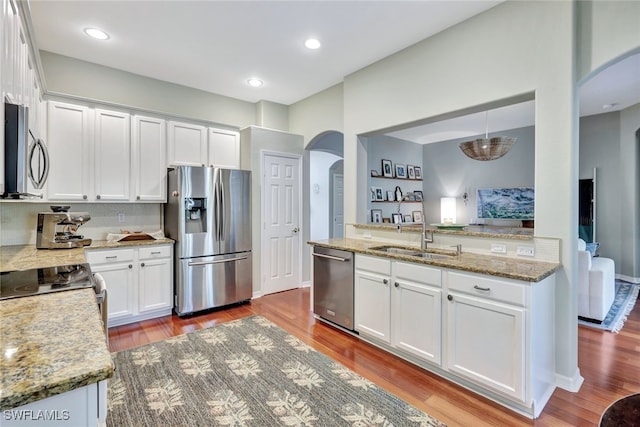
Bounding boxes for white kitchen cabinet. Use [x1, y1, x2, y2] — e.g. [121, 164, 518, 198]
[94, 108, 131, 201]
[355, 255, 442, 367]
[132, 115, 166, 201]
[138, 245, 173, 313]
[392, 261, 442, 366]
[46, 101, 92, 201]
[86, 244, 173, 327]
[167, 120, 207, 167]
[208, 128, 240, 169]
[354, 255, 391, 343]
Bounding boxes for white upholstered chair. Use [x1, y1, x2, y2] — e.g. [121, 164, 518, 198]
[578, 238, 615, 322]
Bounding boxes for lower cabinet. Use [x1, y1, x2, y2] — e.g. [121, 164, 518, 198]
[353, 254, 556, 419]
[86, 244, 173, 327]
[354, 254, 442, 367]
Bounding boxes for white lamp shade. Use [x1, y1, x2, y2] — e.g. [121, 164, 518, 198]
[441, 197, 456, 224]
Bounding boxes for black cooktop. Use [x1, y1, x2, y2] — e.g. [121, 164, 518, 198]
[0, 263, 95, 300]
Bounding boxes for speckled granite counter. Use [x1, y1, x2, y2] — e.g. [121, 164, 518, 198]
[0, 288, 114, 410]
[309, 238, 560, 282]
[0, 238, 175, 272]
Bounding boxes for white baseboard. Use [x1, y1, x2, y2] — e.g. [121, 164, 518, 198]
[555, 368, 584, 392]
[301, 280, 312, 288]
[617, 274, 640, 284]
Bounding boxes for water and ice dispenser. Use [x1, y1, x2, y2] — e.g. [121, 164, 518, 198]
[184, 197, 207, 233]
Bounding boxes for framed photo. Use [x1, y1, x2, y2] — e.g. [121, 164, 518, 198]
[371, 209, 383, 223]
[404, 214, 412, 223]
[371, 186, 384, 201]
[414, 190, 423, 201]
[407, 165, 415, 179]
[371, 170, 379, 177]
[395, 163, 407, 179]
[412, 210, 423, 223]
[383, 217, 391, 223]
[386, 191, 395, 201]
[392, 213, 403, 224]
[414, 166, 422, 180]
[382, 159, 393, 177]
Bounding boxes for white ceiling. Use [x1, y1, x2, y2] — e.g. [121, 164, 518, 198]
[27, 1, 640, 144]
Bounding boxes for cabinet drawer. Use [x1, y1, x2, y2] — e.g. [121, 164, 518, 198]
[139, 245, 172, 260]
[355, 254, 390, 275]
[394, 261, 441, 287]
[86, 248, 135, 264]
[447, 271, 526, 306]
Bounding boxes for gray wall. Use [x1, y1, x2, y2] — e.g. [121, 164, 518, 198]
[422, 127, 535, 225]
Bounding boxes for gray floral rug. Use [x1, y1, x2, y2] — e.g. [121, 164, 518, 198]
[107, 315, 445, 426]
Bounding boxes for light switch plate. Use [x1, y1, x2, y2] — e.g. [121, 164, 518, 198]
[517, 246, 535, 257]
[491, 244, 507, 254]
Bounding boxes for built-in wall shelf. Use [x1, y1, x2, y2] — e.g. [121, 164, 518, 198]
[372, 200, 422, 204]
[371, 175, 422, 182]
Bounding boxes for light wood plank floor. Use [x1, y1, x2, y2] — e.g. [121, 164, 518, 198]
[109, 287, 640, 426]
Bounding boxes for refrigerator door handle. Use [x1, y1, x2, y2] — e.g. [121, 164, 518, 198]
[188, 255, 249, 266]
[214, 169, 221, 241]
[220, 176, 225, 241]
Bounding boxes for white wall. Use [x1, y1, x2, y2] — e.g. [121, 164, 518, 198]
[309, 151, 341, 240]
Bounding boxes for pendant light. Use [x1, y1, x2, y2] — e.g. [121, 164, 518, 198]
[459, 111, 516, 161]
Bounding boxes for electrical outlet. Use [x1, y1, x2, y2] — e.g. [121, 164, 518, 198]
[517, 246, 535, 257]
[117, 212, 126, 223]
[491, 244, 507, 254]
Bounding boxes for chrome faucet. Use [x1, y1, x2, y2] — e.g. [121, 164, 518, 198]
[396, 193, 433, 250]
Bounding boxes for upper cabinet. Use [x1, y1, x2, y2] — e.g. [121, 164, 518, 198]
[94, 108, 131, 201]
[168, 120, 241, 169]
[46, 101, 92, 201]
[132, 115, 166, 202]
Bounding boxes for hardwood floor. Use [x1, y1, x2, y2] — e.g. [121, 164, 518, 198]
[109, 288, 640, 426]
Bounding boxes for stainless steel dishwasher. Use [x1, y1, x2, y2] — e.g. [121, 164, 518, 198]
[312, 246, 354, 331]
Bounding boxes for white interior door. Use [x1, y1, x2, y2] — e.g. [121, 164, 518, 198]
[262, 152, 302, 295]
[332, 173, 344, 238]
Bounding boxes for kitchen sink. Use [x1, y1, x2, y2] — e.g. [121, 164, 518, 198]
[368, 245, 454, 260]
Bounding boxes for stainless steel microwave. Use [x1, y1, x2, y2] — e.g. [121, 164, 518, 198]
[3, 102, 49, 198]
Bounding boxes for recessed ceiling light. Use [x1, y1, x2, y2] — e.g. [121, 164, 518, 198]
[247, 78, 263, 88]
[84, 28, 110, 40]
[602, 103, 618, 109]
[305, 38, 321, 50]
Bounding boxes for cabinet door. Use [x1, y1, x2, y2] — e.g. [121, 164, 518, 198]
[132, 115, 166, 201]
[46, 101, 92, 201]
[167, 121, 207, 167]
[138, 257, 172, 313]
[91, 262, 136, 327]
[393, 279, 442, 365]
[94, 109, 130, 201]
[208, 128, 240, 169]
[354, 270, 391, 343]
[446, 292, 525, 402]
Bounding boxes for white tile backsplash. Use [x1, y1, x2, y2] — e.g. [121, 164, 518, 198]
[0, 202, 163, 246]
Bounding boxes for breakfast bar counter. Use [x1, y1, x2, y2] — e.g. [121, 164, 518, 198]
[0, 288, 114, 411]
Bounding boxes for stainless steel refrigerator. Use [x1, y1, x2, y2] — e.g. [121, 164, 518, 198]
[165, 166, 252, 316]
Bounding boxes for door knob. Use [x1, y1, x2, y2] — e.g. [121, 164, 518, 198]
[292, 227, 299, 234]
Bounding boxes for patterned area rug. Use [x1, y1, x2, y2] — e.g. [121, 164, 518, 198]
[579, 281, 639, 333]
[107, 316, 445, 426]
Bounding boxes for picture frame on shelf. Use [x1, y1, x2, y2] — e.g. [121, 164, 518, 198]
[407, 165, 415, 179]
[371, 209, 383, 223]
[382, 159, 393, 177]
[414, 190, 423, 201]
[392, 213, 402, 224]
[412, 210, 423, 223]
[414, 166, 422, 180]
[371, 170, 379, 177]
[395, 163, 407, 179]
[386, 191, 395, 201]
[404, 215, 412, 223]
[371, 186, 384, 201]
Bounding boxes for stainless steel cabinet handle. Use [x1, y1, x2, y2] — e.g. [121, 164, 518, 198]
[383, 279, 388, 285]
[473, 285, 491, 292]
[394, 282, 399, 288]
[106, 256, 118, 260]
[448, 294, 453, 301]
[128, 264, 133, 269]
[151, 251, 161, 255]
[188, 255, 248, 266]
[96, 195, 101, 200]
[141, 262, 145, 267]
[311, 253, 349, 262]
[136, 196, 140, 200]
[83, 195, 87, 200]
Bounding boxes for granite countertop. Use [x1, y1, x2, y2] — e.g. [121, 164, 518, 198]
[352, 223, 535, 240]
[0, 288, 114, 410]
[0, 238, 175, 272]
[309, 238, 560, 282]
